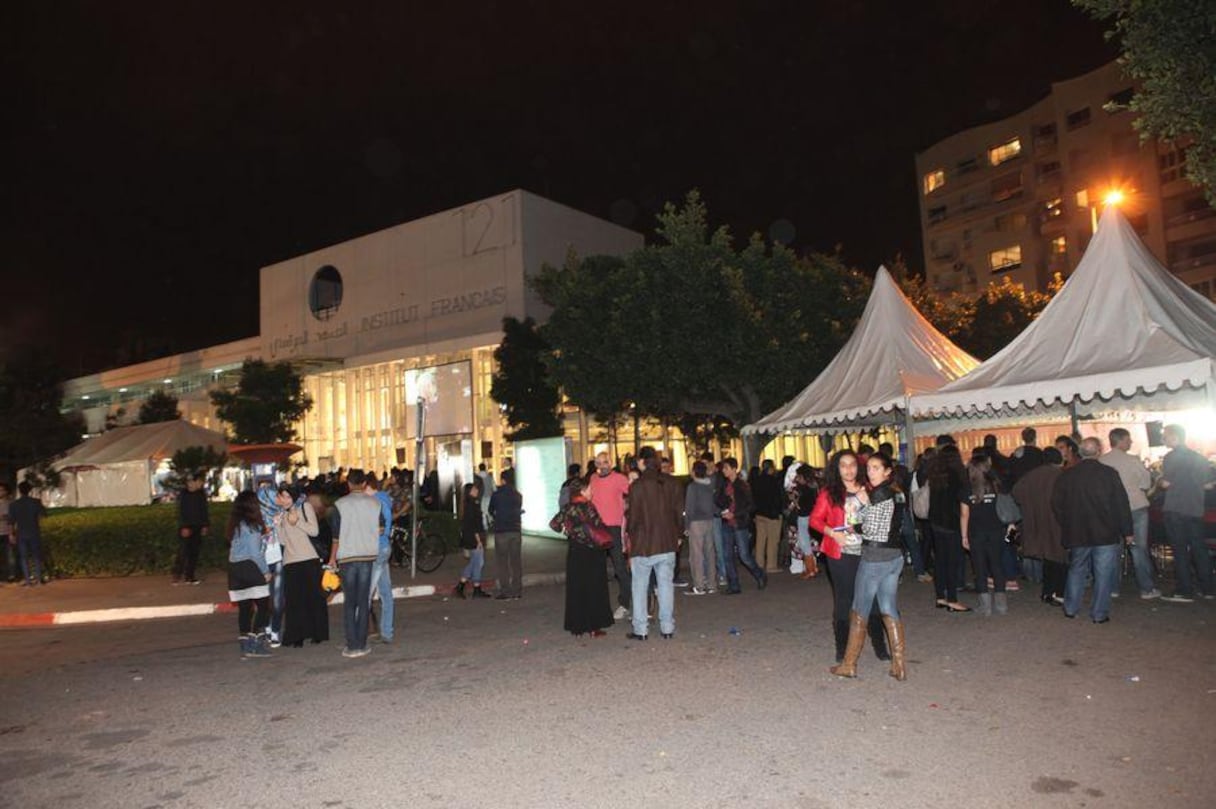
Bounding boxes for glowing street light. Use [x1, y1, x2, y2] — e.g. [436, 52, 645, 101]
[1103, 189, 1125, 207]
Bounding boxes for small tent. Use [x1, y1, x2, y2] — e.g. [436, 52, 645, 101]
[40, 421, 227, 507]
[742, 266, 979, 436]
[912, 205, 1216, 424]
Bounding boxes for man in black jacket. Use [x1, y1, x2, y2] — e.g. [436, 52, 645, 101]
[173, 474, 210, 585]
[719, 458, 767, 594]
[1050, 437, 1132, 623]
[751, 459, 784, 574]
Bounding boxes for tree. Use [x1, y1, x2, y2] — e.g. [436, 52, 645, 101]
[138, 390, 181, 424]
[1075, 0, 1216, 205]
[490, 316, 563, 440]
[532, 191, 868, 439]
[167, 445, 228, 492]
[209, 359, 313, 444]
[0, 353, 85, 485]
[890, 256, 1060, 360]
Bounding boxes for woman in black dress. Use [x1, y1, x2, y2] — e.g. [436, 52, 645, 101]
[550, 478, 614, 637]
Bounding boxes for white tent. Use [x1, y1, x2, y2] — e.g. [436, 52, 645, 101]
[912, 205, 1216, 423]
[742, 266, 980, 435]
[41, 421, 227, 507]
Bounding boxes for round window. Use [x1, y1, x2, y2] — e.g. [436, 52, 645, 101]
[309, 265, 343, 321]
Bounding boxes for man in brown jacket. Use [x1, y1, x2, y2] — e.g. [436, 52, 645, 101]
[626, 446, 684, 640]
[1013, 447, 1068, 604]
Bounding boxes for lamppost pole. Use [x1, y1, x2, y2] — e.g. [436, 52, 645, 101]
[412, 396, 425, 580]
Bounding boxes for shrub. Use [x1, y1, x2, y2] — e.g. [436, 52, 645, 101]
[42, 503, 232, 577]
[41, 502, 460, 578]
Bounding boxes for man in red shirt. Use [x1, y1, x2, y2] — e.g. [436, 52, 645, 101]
[588, 451, 633, 620]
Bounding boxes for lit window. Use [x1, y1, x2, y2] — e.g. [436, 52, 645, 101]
[988, 137, 1022, 166]
[988, 245, 1022, 272]
[1044, 198, 1064, 219]
[923, 169, 946, 195]
[1051, 236, 1067, 255]
[1075, 189, 1090, 208]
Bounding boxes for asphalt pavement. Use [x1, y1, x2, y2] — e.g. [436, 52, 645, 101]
[3, 568, 1216, 808]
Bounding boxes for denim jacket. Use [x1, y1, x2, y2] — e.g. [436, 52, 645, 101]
[229, 522, 269, 575]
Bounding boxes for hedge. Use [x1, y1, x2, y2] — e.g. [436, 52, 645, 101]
[41, 503, 459, 578]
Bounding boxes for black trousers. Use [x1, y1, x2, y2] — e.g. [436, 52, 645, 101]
[172, 526, 204, 581]
[238, 597, 270, 634]
[971, 532, 1006, 593]
[1042, 559, 1068, 599]
[607, 525, 631, 609]
[933, 526, 964, 601]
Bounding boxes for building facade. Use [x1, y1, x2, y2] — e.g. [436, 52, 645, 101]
[64, 191, 643, 481]
[915, 61, 1216, 299]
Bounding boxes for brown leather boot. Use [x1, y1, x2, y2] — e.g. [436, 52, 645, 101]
[882, 615, 907, 681]
[800, 554, 819, 579]
[829, 611, 866, 677]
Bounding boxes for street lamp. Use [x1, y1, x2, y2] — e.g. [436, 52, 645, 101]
[1092, 188, 1128, 233]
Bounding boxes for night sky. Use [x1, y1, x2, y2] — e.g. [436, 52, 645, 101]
[3, 1, 1116, 377]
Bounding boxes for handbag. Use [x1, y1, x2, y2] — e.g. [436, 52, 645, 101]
[588, 523, 614, 550]
[995, 493, 1022, 524]
[912, 483, 931, 520]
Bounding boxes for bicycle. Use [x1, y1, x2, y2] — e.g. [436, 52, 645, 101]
[389, 517, 446, 573]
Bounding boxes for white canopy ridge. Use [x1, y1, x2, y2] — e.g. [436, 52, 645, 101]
[742, 266, 979, 435]
[912, 205, 1216, 420]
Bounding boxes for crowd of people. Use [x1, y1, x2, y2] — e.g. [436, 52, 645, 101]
[212, 421, 1212, 673]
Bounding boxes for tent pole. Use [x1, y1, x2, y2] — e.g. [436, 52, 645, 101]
[1068, 400, 1080, 440]
[902, 395, 916, 466]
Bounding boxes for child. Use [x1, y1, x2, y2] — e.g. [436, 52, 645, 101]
[228, 490, 272, 657]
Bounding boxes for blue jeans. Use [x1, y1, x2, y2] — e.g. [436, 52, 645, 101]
[340, 560, 375, 651]
[901, 510, 924, 575]
[721, 523, 765, 593]
[1064, 544, 1119, 621]
[17, 534, 42, 584]
[1165, 513, 1212, 597]
[1000, 538, 1020, 580]
[1127, 508, 1156, 594]
[268, 561, 284, 636]
[852, 555, 903, 621]
[460, 546, 485, 583]
[795, 516, 813, 557]
[630, 552, 675, 636]
[370, 544, 394, 640]
[711, 518, 727, 580]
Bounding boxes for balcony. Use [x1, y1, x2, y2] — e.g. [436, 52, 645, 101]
[1167, 207, 1216, 228]
[1172, 249, 1216, 274]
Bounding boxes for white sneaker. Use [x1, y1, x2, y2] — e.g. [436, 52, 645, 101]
[684, 587, 708, 596]
[613, 605, 630, 620]
[1140, 588, 1162, 600]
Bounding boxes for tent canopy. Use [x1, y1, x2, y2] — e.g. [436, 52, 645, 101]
[54, 420, 227, 470]
[742, 266, 979, 435]
[912, 206, 1216, 420]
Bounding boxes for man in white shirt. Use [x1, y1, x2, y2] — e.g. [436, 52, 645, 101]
[1099, 428, 1160, 600]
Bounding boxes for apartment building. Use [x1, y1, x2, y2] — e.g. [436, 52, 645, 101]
[915, 61, 1216, 299]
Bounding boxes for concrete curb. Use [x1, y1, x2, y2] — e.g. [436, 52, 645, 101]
[0, 571, 567, 628]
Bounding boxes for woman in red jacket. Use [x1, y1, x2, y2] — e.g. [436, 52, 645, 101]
[810, 450, 888, 664]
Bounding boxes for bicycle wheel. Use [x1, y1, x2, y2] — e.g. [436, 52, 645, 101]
[414, 533, 446, 573]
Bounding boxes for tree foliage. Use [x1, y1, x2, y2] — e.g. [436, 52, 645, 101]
[137, 389, 181, 424]
[1075, 0, 1216, 205]
[888, 257, 1059, 360]
[0, 354, 84, 484]
[167, 445, 228, 491]
[209, 359, 313, 444]
[490, 316, 563, 440]
[531, 191, 868, 434]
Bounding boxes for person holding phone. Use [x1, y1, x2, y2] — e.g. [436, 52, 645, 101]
[810, 450, 888, 665]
